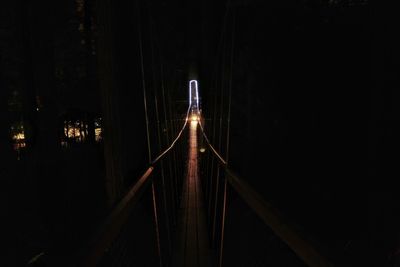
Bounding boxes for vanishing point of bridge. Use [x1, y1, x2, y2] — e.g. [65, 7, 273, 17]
[66, 81, 335, 267]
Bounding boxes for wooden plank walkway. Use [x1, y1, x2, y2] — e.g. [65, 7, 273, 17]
[172, 120, 212, 267]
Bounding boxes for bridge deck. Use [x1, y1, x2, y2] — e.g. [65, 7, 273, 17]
[172, 120, 212, 267]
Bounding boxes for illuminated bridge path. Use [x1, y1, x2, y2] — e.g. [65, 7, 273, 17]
[69, 81, 338, 267]
[172, 119, 211, 267]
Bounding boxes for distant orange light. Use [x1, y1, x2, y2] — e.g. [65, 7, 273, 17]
[95, 127, 102, 142]
[191, 115, 199, 121]
[13, 132, 25, 141]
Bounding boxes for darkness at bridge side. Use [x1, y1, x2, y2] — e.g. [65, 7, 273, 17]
[199, 1, 400, 267]
[1, 0, 188, 266]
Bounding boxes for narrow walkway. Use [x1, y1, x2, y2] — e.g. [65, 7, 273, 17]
[172, 119, 212, 267]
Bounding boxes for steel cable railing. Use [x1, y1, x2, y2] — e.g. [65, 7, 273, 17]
[198, 118, 335, 267]
[74, 106, 191, 267]
[151, 106, 191, 165]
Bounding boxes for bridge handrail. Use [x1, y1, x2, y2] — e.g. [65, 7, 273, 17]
[80, 167, 154, 267]
[77, 106, 192, 267]
[198, 120, 335, 267]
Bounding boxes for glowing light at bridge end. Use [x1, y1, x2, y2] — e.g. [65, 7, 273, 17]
[190, 114, 199, 122]
[189, 80, 199, 108]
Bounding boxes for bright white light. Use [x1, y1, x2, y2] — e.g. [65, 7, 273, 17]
[189, 80, 198, 109]
[195, 82, 199, 108]
[189, 81, 192, 106]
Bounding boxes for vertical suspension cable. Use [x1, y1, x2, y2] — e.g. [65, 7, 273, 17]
[156, 24, 177, 225]
[137, 1, 152, 162]
[136, 1, 161, 266]
[219, 178, 228, 267]
[168, 90, 180, 206]
[151, 182, 163, 267]
[148, 8, 172, 259]
[209, 4, 230, 242]
[153, 15, 178, 228]
[219, 7, 235, 267]
[212, 1, 231, 246]
[161, 67, 178, 227]
[208, 90, 218, 223]
[224, 9, 235, 164]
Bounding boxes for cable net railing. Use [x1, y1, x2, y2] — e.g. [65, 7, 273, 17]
[56, 103, 337, 267]
[62, 107, 192, 267]
[197, 115, 336, 267]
